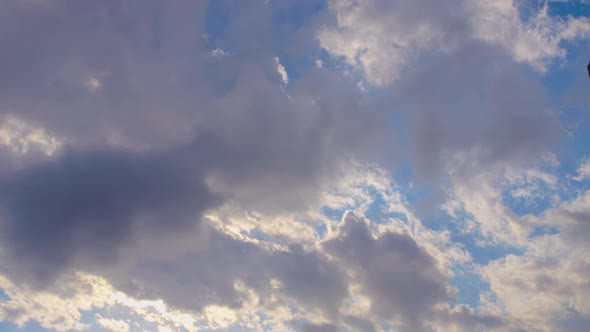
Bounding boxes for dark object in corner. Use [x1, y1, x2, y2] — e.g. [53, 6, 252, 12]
[588, 61, 590, 78]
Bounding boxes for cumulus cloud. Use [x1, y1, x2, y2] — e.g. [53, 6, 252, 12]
[319, 0, 564, 180]
[443, 149, 559, 245]
[323, 212, 451, 330]
[0, 147, 220, 283]
[317, 0, 465, 86]
[467, 0, 590, 72]
[572, 158, 590, 181]
[319, 0, 590, 86]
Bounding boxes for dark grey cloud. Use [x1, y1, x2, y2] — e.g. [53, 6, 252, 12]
[0, 0, 383, 288]
[323, 212, 451, 331]
[0, 146, 220, 284]
[97, 225, 348, 316]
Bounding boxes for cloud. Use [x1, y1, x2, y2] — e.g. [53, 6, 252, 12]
[319, 0, 563, 181]
[0, 160, 506, 332]
[443, 149, 559, 245]
[0, 115, 60, 156]
[467, 0, 590, 72]
[318, 0, 464, 86]
[0, 0, 383, 288]
[274, 57, 289, 86]
[0, 146, 220, 284]
[319, 0, 590, 86]
[95, 315, 130, 332]
[572, 158, 590, 181]
[456, 166, 590, 331]
[323, 212, 451, 330]
[482, 231, 590, 331]
[0, 1, 588, 332]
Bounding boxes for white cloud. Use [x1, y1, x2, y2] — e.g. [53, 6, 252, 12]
[317, 0, 450, 86]
[0, 114, 61, 156]
[318, 0, 590, 86]
[210, 48, 229, 57]
[572, 158, 590, 181]
[463, 168, 590, 331]
[0, 271, 204, 332]
[95, 315, 130, 332]
[274, 56, 289, 86]
[443, 148, 558, 246]
[0, 273, 111, 332]
[467, 0, 590, 72]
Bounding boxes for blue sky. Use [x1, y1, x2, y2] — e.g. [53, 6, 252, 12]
[0, 1, 589, 332]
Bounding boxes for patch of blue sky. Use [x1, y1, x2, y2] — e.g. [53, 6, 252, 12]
[0, 321, 52, 332]
[450, 265, 489, 308]
[205, 1, 230, 51]
[419, 208, 454, 233]
[548, 0, 590, 20]
[272, 0, 325, 29]
[542, 40, 589, 100]
[272, 1, 326, 80]
[544, 37, 590, 169]
[454, 233, 525, 266]
[0, 288, 9, 302]
[315, 221, 328, 238]
[79, 309, 98, 328]
[362, 191, 388, 221]
[205, 0, 327, 85]
[247, 227, 272, 242]
[364, 191, 411, 225]
[320, 205, 346, 221]
[517, 0, 590, 22]
[529, 224, 560, 239]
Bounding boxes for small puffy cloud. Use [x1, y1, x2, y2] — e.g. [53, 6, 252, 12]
[0, 115, 60, 156]
[210, 48, 229, 57]
[274, 56, 289, 86]
[95, 315, 130, 332]
[572, 158, 590, 181]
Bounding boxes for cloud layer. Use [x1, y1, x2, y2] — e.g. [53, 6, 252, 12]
[0, 1, 589, 332]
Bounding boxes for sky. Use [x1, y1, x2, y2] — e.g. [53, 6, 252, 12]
[0, 0, 589, 331]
